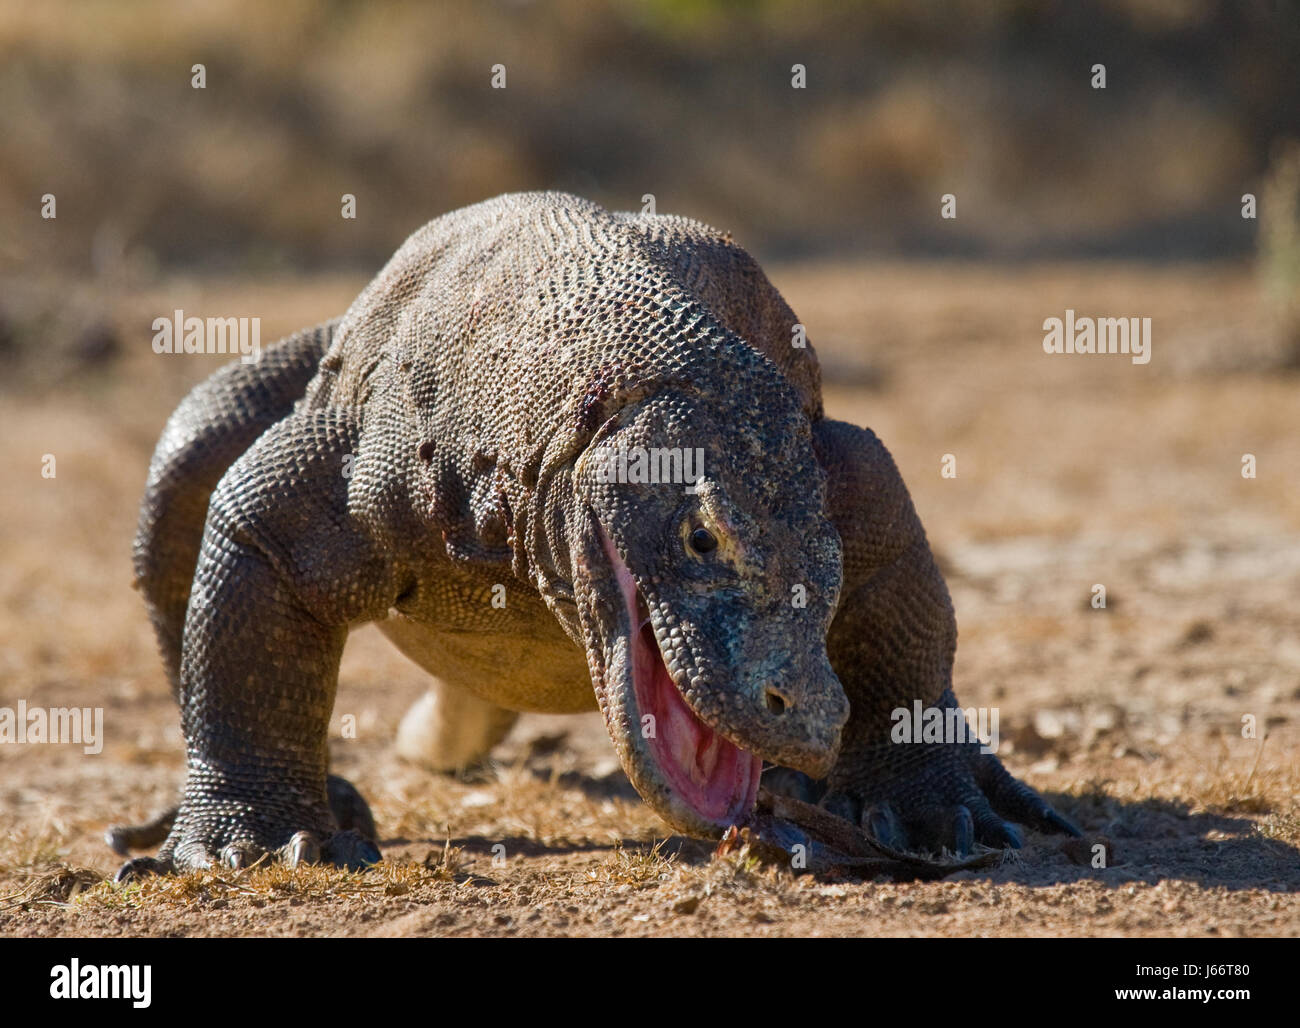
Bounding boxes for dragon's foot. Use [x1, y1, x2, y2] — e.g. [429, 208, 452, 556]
[769, 741, 1080, 857]
[112, 778, 381, 882]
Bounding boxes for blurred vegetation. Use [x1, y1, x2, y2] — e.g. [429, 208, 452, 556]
[1260, 140, 1300, 362]
[0, 0, 1297, 277]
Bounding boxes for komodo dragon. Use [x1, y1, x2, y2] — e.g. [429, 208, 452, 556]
[110, 191, 1079, 879]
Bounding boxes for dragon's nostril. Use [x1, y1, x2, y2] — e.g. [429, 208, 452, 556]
[764, 689, 788, 715]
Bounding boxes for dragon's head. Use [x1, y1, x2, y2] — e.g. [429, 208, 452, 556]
[564, 380, 848, 837]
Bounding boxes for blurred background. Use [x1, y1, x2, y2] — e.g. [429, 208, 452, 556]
[3, 0, 1299, 268]
[2, 1, 1299, 934]
[3, 0, 1300, 366]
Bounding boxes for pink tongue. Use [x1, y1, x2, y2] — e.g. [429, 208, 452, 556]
[636, 623, 759, 822]
[598, 523, 759, 825]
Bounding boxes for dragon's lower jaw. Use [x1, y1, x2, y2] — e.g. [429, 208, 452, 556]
[631, 616, 762, 827]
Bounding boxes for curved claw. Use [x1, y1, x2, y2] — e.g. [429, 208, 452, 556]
[894, 804, 971, 855]
[976, 753, 1081, 838]
[114, 855, 171, 884]
[862, 802, 907, 849]
[283, 831, 322, 868]
[220, 842, 266, 871]
[960, 791, 1023, 850]
[1040, 808, 1083, 838]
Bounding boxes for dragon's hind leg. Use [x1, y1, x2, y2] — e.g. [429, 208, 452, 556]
[394, 679, 519, 774]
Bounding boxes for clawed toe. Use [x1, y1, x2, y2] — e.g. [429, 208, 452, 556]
[322, 829, 382, 870]
[863, 802, 907, 849]
[114, 855, 171, 883]
[219, 841, 267, 871]
[810, 738, 1080, 857]
[114, 827, 378, 881]
[283, 830, 322, 867]
[975, 752, 1081, 838]
[1039, 808, 1082, 838]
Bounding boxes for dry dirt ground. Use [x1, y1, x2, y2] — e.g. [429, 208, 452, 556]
[1, 261, 1297, 937]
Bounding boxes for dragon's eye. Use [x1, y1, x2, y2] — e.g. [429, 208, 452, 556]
[688, 527, 718, 555]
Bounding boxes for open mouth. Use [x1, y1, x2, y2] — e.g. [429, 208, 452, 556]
[600, 527, 762, 830]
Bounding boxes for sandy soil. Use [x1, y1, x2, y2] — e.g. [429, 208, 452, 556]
[1, 261, 1297, 937]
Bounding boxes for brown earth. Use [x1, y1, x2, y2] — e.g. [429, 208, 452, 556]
[1, 261, 1297, 937]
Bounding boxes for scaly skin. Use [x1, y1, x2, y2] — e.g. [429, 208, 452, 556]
[110, 192, 1078, 880]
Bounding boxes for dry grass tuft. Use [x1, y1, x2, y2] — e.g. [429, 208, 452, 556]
[585, 840, 676, 889]
[0, 864, 103, 911]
